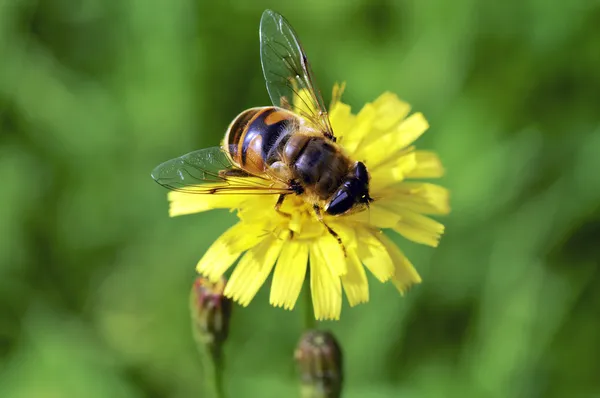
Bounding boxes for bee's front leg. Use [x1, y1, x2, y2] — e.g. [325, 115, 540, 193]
[274, 194, 292, 219]
[313, 205, 347, 257]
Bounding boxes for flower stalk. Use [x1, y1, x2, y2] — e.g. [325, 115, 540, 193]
[190, 277, 232, 398]
[304, 280, 316, 330]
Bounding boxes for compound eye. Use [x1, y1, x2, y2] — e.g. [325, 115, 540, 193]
[326, 189, 354, 215]
[354, 162, 369, 184]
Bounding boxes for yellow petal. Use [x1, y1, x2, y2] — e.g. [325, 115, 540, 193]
[393, 210, 445, 247]
[378, 182, 450, 215]
[378, 234, 421, 293]
[169, 191, 249, 217]
[309, 243, 342, 320]
[356, 229, 395, 282]
[327, 222, 358, 252]
[315, 233, 347, 276]
[336, 92, 411, 155]
[236, 195, 280, 225]
[406, 151, 445, 178]
[330, 101, 355, 143]
[370, 150, 417, 192]
[329, 81, 347, 112]
[341, 249, 369, 307]
[371, 92, 411, 132]
[338, 102, 377, 154]
[355, 113, 428, 168]
[197, 221, 264, 282]
[269, 241, 308, 310]
[224, 233, 285, 306]
[344, 204, 402, 229]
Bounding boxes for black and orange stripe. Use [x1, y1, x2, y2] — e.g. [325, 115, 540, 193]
[224, 106, 296, 175]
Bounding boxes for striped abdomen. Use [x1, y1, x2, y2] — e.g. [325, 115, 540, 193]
[224, 107, 296, 175]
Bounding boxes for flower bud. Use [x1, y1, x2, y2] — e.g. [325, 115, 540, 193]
[294, 330, 343, 398]
[190, 277, 232, 347]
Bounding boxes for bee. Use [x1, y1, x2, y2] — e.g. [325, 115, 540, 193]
[151, 9, 373, 250]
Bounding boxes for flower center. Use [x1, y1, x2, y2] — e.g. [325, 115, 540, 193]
[276, 196, 327, 240]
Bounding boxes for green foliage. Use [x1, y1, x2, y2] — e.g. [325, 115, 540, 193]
[1, 0, 599, 397]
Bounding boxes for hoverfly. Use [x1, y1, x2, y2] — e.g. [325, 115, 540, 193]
[151, 9, 373, 248]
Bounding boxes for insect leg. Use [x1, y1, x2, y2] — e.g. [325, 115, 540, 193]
[313, 205, 347, 257]
[275, 194, 292, 219]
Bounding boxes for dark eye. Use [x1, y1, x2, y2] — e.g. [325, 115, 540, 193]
[326, 189, 354, 215]
[354, 162, 369, 185]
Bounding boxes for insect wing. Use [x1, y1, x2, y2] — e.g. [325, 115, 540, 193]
[151, 146, 290, 195]
[259, 9, 335, 140]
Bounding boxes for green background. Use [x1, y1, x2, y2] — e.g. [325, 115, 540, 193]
[1, 0, 599, 397]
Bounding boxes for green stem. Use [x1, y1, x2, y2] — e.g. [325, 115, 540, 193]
[304, 281, 316, 330]
[201, 343, 225, 398]
[301, 385, 340, 398]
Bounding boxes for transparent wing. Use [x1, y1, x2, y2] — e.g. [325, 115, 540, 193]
[260, 9, 335, 141]
[151, 146, 292, 195]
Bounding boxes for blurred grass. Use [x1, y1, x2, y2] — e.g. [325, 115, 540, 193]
[1, 0, 599, 397]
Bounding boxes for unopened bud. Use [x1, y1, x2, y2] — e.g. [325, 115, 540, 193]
[294, 330, 343, 398]
[190, 277, 230, 397]
[190, 277, 232, 347]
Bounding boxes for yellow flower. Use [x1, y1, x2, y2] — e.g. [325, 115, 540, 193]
[169, 86, 450, 320]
